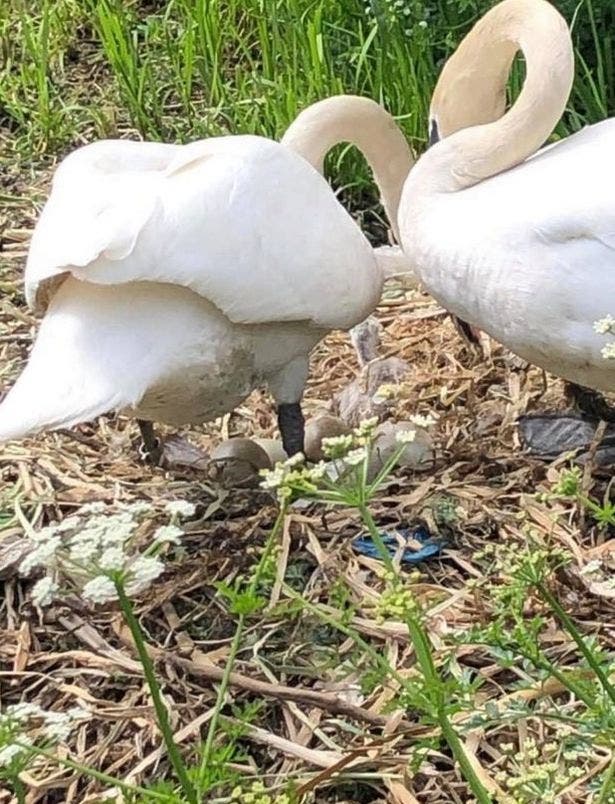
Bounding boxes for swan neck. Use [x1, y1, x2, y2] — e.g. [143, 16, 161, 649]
[282, 96, 414, 241]
[427, 0, 574, 192]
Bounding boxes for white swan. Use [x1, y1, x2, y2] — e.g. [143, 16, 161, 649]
[0, 96, 413, 459]
[399, 0, 615, 414]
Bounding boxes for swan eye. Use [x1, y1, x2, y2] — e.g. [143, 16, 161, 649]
[428, 118, 440, 147]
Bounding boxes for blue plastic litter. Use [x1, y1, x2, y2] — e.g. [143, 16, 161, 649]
[352, 525, 445, 565]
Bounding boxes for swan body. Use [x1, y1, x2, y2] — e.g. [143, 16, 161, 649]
[0, 98, 413, 452]
[400, 0, 615, 394]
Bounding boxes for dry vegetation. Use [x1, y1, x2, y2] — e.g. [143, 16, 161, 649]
[1, 1, 615, 802]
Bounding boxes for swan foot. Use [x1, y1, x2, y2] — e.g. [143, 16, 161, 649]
[137, 420, 165, 466]
[565, 383, 615, 424]
[277, 403, 305, 457]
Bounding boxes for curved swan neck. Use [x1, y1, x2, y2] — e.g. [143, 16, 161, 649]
[281, 95, 414, 241]
[425, 0, 574, 193]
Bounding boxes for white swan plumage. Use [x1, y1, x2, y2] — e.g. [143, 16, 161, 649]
[399, 0, 615, 396]
[0, 97, 413, 454]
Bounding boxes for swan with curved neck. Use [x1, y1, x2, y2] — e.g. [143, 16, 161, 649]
[0, 96, 413, 460]
[399, 0, 615, 408]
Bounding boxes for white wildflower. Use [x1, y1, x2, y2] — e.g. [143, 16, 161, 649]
[78, 502, 107, 515]
[601, 342, 615, 359]
[283, 453, 305, 468]
[6, 703, 43, 722]
[594, 315, 615, 334]
[82, 575, 118, 604]
[31, 576, 59, 607]
[130, 556, 164, 589]
[260, 465, 286, 490]
[99, 546, 127, 571]
[307, 461, 327, 480]
[321, 434, 353, 458]
[122, 501, 153, 517]
[0, 737, 32, 767]
[354, 417, 379, 437]
[30, 525, 58, 544]
[395, 429, 417, 444]
[69, 538, 99, 563]
[164, 501, 196, 518]
[42, 711, 73, 742]
[408, 413, 436, 428]
[153, 525, 183, 546]
[19, 536, 62, 576]
[55, 516, 82, 533]
[344, 447, 368, 466]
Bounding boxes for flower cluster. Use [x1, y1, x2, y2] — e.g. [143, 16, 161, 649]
[594, 314, 615, 359]
[259, 416, 426, 504]
[493, 734, 588, 802]
[19, 499, 193, 607]
[0, 702, 88, 768]
[230, 780, 291, 804]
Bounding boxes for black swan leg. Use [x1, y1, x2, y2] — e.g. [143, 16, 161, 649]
[277, 403, 305, 457]
[137, 420, 164, 466]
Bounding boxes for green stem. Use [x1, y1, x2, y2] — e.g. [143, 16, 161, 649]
[598, 752, 615, 804]
[13, 775, 26, 804]
[356, 501, 493, 804]
[115, 582, 197, 804]
[537, 582, 615, 706]
[198, 505, 287, 785]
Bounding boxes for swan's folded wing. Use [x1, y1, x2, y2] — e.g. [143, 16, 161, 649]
[27, 135, 381, 331]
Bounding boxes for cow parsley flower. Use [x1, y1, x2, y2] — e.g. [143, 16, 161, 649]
[82, 575, 118, 604]
[594, 315, 615, 334]
[601, 342, 615, 359]
[164, 500, 196, 519]
[321, 434, 353, 458]
[126, 556, 165, 593]
[344, 447, 368, 466]
[396, 429, 417, 444]
[153, 525, 183, 546]
[31, 576, 59, 607]
[99, 546, 128, 571]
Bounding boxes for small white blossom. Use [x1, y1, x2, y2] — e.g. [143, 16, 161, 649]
[126, 556, 165, 593]
[78, 502, 107, 515]
[354, 417, 379, 437]
[260, 465, 286, 490]
[99, 546, 127, 571]
[408, 413, 436, 428]
[307, 461, 327, 480]
[42, 712, 73, 742]
[283, 453, 305, 468]
[82, 575, 118, 604]
[31, 576, 59, 607]
[395, 429, 417, 444]
[0, 737, 32, 767]
[69, 538, 99, 563]
[19, 536, 62, 576]
[322, 434, 354, 458]
[601, 342, 615, 359]
[122, 501, 153, 517]
[55, 516, 82, 533]
[594, 315, 615, 334]
[344, 447, 368, 466]
[6, 703, 43, 722]
[153, 525, 183, 546]
[164, 501, 195, 518]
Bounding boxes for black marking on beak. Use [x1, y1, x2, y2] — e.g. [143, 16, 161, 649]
[428, 118, 440, 147]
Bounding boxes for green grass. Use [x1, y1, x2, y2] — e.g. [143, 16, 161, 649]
[1, 0, 613, 195]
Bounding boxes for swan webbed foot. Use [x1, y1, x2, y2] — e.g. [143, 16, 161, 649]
[277, 403, 305, 457]
[565, 383, 615, 423]
[137, 419, 165, 466]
